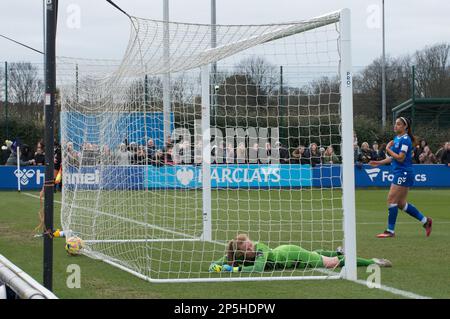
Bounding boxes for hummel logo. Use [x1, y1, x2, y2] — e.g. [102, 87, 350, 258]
[365, 167, 381, 182]
[14, 169, 36, 186]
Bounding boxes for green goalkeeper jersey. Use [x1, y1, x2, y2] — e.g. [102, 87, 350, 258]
[213, 242, 324, 272]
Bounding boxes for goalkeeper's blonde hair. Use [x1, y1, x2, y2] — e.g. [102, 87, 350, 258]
[226, 233, 250, 266]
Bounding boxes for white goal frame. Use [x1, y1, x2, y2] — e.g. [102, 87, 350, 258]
[63, 8, 356, 283]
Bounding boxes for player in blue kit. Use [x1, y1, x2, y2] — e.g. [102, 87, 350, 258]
[369, 117, 432, 238]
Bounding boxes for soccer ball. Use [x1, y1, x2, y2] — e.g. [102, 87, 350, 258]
[65, 236, 84, 256]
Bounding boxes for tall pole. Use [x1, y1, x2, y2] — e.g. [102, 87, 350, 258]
[44, 0, 57, 291]
[340, 8, 357, 281]
[381, 0, 387, 127]
[144, 74, 149, 109]
[211, 0, 217, 65]
[211, 0, 217, 123]
[75, 64, 79, 103]
[411, 65, 416, 125]
[4, 62, 8, 139]
[279, 65, 285, 144]
[43, 0, 46, 59]
[201, 65, 211, 241]
[163, 0, 171, 147]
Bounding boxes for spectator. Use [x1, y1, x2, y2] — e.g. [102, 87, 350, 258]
[418, 145, 437, 164]
[419, 139, 428, 150]
[152, 149, 165, 166]
[20, 144, 33, 162]
[100, 145, 114, 165]
[164, 135, 173, 152]
[147, 138, 156, 159]
[372, 141, 386, 161]
[354, 143, 362, 167]
[212, 142, 225, 164]
[292, 145, 309, 164]
[225, 143, 235, 164]
[440, 142, 450, 166]
[1, 140, 12, 165]
[248, 142, 260, 164]
[435, 142, 446, 163]
[117, 143, 131, 165]
[309, 143, 321, 167]
[81, 143, 97, 166]
[263, 142, 272, 163]
[194, 140, 203, 165]
[414, 139, 428, 163]
[129, 142, 139, 165]
[34, 141, 46, 166]
[319, 146, 326, 157]
[353, 131, 358, 148]
[165, 146, 174, 165]
[5, 147, 35, 166]
[64, 141, 80, 167]
[275, 141, 290, 164]
[358, 142, 374, 164]
[137, 145, 148, 165]
[322, 146, 340, 164]
[236, 142, 246, 164]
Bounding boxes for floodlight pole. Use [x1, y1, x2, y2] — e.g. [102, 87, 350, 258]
[4, 62, 8, 139]
[43, 0, 58, 291]
[163, 0, 171, 147]
[211, 0, 217, 121]
[381, 0, 386, 128]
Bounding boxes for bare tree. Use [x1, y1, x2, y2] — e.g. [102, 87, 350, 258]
[414, 43, 450, 97]
[236, 56, 279, 96]
[8, 62, 44, 105]
[353, 55, 412, 120]
[172, 74, 197, 106]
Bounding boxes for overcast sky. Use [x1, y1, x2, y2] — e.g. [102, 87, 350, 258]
[0, 0, 449, 67]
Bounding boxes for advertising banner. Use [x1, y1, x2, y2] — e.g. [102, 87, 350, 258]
[1, 164, 449, 190]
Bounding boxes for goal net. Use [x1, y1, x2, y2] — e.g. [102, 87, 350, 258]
[58, 9, 356, 282]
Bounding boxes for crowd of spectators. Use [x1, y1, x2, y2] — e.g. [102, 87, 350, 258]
[353, 136, 450, 166]
[2, 136, 450, 168]
[1, 139, 62, 169]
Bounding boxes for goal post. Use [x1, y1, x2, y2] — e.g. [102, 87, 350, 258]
[201, 64, 212, 242]
[58, 8, 356, 283]
[339, 8, 357, 281]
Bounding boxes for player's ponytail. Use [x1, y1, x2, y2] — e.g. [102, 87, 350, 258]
[399, 117, 417, 146]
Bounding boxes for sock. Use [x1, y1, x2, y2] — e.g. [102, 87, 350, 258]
[387, 204, 398, 233]
[403, 203, 427, 224]
[337, 256, 374, 267]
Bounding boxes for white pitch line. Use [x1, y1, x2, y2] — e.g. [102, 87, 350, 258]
[315, 268, 432, 299]
[354, 279, 431, 299]
[357, 221, 450, 225]
[23, 192, 433, 299]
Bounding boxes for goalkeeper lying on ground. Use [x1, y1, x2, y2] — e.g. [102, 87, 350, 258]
[209, 234, 392, 273]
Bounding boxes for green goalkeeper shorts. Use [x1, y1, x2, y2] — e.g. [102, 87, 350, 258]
[272, 245, 324, 269]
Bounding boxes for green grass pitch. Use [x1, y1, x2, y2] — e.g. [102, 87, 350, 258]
[0, 189, 449, 298]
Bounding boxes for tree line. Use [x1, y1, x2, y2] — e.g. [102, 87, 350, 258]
[0, 42, 449, 151]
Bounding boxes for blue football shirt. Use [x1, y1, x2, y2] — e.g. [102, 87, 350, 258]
[390, 134, 413, 172]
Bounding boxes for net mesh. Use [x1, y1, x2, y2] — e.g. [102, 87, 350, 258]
[58, 11, 346, 281]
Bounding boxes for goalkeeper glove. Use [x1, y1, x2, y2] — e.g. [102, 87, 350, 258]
[221, 265, 240, 273]
[209, 263, 222, 273]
